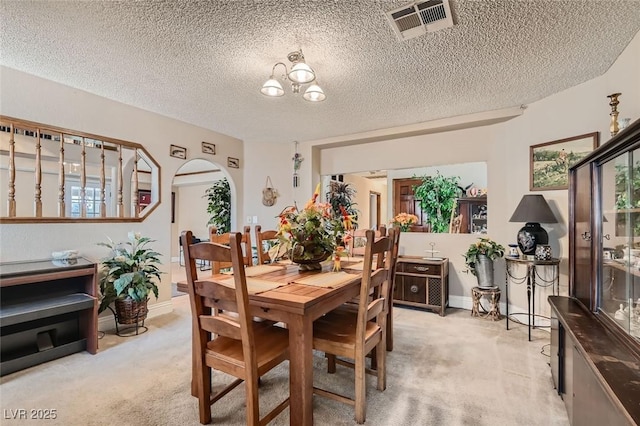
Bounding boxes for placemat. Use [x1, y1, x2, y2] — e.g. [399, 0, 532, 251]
[217, 277, 284, 294]
[244, 264, 286, 276]
[293, 271, 356, 288]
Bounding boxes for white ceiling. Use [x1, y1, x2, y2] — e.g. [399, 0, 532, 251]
[1, 1, 639, 145]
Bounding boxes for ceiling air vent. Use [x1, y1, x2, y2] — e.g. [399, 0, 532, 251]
[386, 0, 454, 41]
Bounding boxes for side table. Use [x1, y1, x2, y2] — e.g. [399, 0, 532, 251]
[505, 256, 560, 341]
[471, 286, 501, 320]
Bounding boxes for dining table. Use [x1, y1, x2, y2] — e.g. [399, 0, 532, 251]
[192, 259, 367, 426]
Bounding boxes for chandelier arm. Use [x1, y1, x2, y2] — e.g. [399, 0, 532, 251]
[271, 62, 288, 79]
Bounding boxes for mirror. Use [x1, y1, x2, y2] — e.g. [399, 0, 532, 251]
[0, 116, 160, 222]
[322, 161, 488, 233]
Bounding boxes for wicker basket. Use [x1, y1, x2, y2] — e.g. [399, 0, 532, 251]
[114, 297, 149, 325]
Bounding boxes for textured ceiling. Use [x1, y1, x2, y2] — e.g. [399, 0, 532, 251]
[1, 1, 639, 145]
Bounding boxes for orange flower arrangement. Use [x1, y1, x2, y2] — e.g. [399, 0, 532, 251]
[390, 212, 419, 232]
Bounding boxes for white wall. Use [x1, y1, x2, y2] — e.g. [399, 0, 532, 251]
[244, 30, 640, 315]
[0, 66, 244, 320]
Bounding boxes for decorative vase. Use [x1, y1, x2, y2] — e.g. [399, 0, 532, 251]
[475, 255, 495, 288]
[290, 243, 331, 271]
[114, 297, 149, 325]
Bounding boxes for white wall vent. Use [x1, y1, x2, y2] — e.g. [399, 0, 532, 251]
[386, 0, 454, 41]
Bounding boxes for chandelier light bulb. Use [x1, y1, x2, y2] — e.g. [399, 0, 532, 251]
[303, 84, 326, 102]
[261, 77, 284, 97]
[288, 62, 315, 84]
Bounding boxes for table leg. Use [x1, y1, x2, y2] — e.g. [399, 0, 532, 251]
[532, 265, 536, 331]
[505, 266, 510, 330]
[288, 315, 314, 426]
[527, 265, 532, 342]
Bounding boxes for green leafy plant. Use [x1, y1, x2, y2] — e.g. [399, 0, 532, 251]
[98, 232, 162, 313]
[204, 177, 231, 234]
[413, 171, 462, 233]
[464, 237, 505, 276]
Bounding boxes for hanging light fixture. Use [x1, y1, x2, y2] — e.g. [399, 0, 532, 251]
[261, 49, 326, 102]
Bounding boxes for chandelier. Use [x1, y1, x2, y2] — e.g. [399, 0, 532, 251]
[260, 49, 326, 102]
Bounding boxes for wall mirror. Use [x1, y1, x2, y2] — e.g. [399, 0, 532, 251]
[322, 161, 488, 233]
[0, 116, 160, 222]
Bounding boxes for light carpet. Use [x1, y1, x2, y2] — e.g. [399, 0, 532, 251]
[0, 296, 568, 425]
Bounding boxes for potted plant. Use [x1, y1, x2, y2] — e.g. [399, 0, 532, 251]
[390, 212, 419, 232]
[464, 237, 505, 288]
[326, 181, 359, 226]
[98, 231, 162, 325]
[204, 177, 231, 234]
[413, 171, 462, 233]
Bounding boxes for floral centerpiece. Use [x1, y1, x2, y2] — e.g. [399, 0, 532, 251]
[464, 237, 505, 277]
[271, 183, 355, 270]
[98, 232, 162, 322]
[390, 212, 419, 232]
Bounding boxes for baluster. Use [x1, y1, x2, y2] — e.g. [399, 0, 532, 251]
[7, 124, 16, 217]
[34, 128, 42, 216]
[100, 142, 106, 217]
[58, 132, 65, 217]
[80, 137, 87, 217]
[132, 149, 139, 218]
[117, 145, 124, 217]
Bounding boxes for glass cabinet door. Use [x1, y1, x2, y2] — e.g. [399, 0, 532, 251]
[599, 147, 640, 341]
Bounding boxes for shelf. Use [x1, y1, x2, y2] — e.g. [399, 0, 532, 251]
[0, 339, 87, 377]
[0, 293, 95, 327]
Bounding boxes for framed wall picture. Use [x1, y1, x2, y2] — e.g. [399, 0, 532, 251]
[202, 141, 216, 155]
[530, 132, 599, 191]
[170, 144, 187, 159]
[228, 157, 240, 168]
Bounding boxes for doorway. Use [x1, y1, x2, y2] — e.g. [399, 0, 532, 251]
[369, 191, 381, 230]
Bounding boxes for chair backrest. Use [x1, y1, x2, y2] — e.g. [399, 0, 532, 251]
[356, 228, 396, 341]
[348, 225, 387, 257]
[181, 230, 256, 370]
[209, 226, 253, 272]
[255, 225, 279, 264]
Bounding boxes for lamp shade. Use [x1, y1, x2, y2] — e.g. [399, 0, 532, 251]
[288, 62, 315, 84]
[260, 78, 284, 97]
[509, 194, 557, 256]
[302, 84, 326, 102]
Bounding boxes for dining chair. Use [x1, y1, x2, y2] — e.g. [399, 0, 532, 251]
[312, 228, 396, 424]
[181, 230, 290, 425]
[347, 225, 387, 257]
[209, 226, 253, 272]
[254, 225, 279, 264]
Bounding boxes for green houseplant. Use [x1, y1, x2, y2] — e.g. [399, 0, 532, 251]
[98, 232, 162, 323]
[204, 177, 231, 234]
[326, 181, 359, 226]
[464, 237, 505, 288]
[413, 171, 462, 233]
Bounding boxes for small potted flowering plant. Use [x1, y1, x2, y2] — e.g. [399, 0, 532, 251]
[464, 237, 505, 288]
[271, 183, 355, 270]
[390, 212, 419, 232]
[98, 231, 162, 324]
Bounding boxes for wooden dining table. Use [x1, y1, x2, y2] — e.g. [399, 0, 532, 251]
[193, 260, 366, 426]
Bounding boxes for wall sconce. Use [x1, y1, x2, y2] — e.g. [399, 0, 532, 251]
[509, 194, 558, 258]
[261, 49, 326, 102]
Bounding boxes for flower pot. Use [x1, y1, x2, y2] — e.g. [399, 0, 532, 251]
[290, 245, 331, 271]
[475, 255, 495, 289]
[114, 297, 149, 325]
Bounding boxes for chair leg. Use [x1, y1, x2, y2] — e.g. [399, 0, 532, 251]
[198, 365, 212, 424]
[245, 378, 260, 426]
[376, 341, 386, 391]
[327, 354, 337, 374]
[354, 354, 366, 424]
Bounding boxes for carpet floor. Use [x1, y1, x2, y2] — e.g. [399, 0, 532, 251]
[0, 295, 569, 425]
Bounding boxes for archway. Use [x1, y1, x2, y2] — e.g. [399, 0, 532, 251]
[169, 158, 234, 295]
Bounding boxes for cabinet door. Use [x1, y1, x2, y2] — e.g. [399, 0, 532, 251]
[571, 164, 593, 307]
[399, 275, 426, 304]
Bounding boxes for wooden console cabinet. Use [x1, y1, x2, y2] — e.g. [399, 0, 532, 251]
[393, 256, 449, 316]
[0, 258, 98, 376]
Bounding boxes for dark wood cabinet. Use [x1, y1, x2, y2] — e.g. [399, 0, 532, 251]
[456, 196, 487, 234]
[0, 258, 98, 376]
[393, 256, 449, 315]
[550, 118, 640, 425]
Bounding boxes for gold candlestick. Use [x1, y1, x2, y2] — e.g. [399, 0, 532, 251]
[607, 92, 621, 136]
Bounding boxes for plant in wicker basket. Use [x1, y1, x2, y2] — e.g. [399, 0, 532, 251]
[98, 232, 162, 324]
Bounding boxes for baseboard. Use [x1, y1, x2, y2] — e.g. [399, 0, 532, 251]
[98, 300, 173, 332]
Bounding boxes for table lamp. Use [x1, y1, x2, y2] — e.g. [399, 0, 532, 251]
[509, 194, 558, 258]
